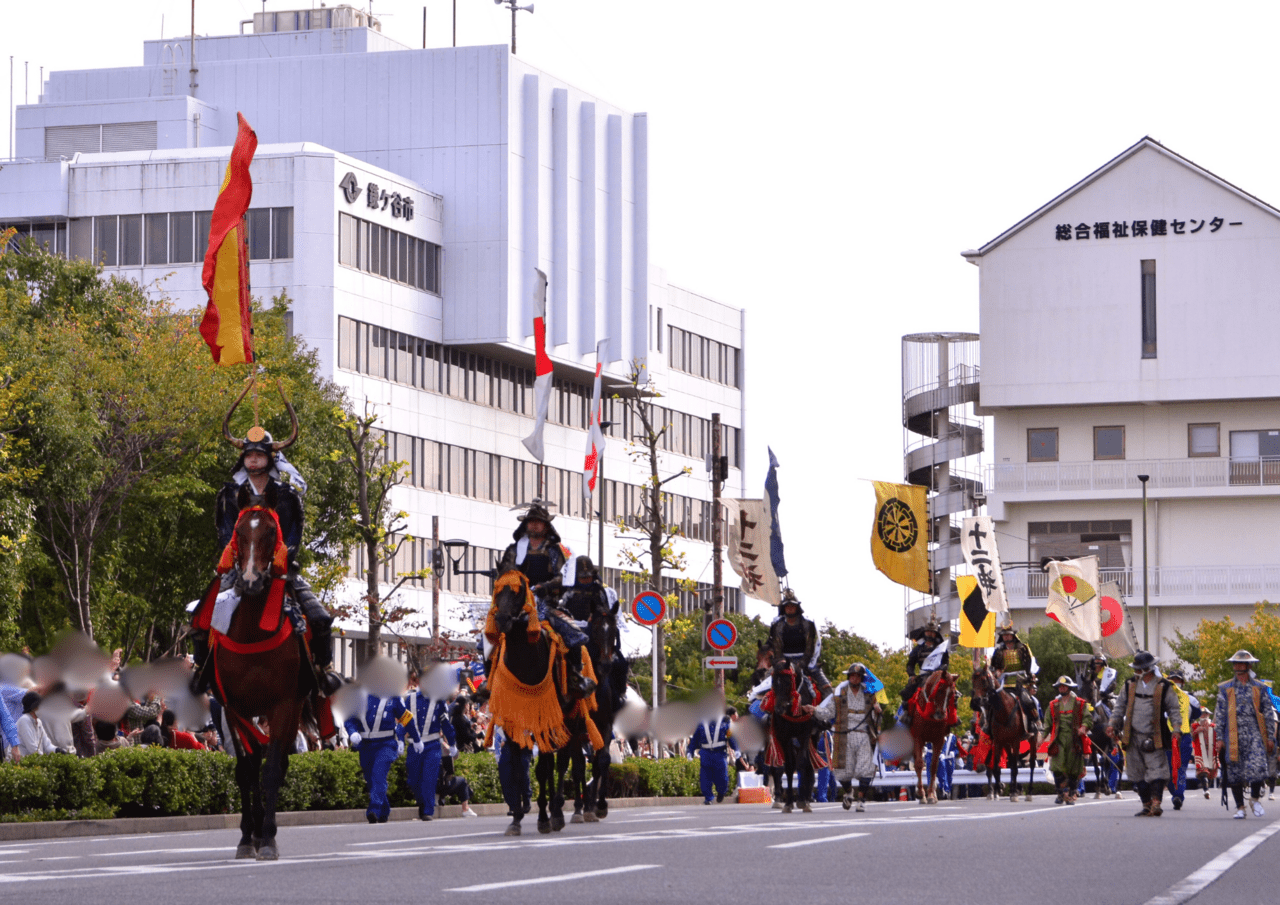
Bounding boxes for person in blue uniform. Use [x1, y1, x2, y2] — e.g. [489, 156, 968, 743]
[404, 668, 458, 822]
[344, 690, 421, 824]
[688, 704, 740, 804]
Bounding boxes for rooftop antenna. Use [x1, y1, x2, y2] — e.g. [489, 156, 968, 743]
[494, 0, 534, 55]
[189, 0, 198, 98]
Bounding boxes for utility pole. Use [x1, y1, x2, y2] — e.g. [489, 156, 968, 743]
[431, 515, 440, 638]
[1138, 473, 1150, 650]
[452, 0, 457, 46]
[711, 412, 724, 692]
[423, 7, 427, 48]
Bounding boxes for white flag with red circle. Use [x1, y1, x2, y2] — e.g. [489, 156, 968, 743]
[583, 338, 608, 502]
[521, 270, 553, 462]
[1044, 556, 1102, 642]
[1098, 580, 1140, 658]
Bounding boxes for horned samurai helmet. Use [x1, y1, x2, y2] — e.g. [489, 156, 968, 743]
[222, 378, 299, 464]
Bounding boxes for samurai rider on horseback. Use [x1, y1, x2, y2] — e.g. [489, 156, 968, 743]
[989, 620, 1041, 734]
[899, 616, 948, 729]
[482, 503, 596, 701]
[190, 381, 343, 697]
[765, 589, 833, 702]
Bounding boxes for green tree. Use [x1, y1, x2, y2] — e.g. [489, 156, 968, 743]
[1170, 603, 1280, 703]
[1024, 623, 1096, 712]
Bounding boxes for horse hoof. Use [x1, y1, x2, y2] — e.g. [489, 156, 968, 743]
[1024, 794, 1033, 802]
[505, 823, 522, 837]
[551, 814, 566, 832]
[570, 813, 584, 824]
[801, 803, 813, 813]
[255, 843, 278, 862]
[537, 817, 552, 835]
[235, 844, 256, 860]
[596, 803, 608, 819]
[772, 801, 784, 810]
[583, 810, 599, 823]
[782, 803, 793, 813]
[1009, 794, 1017, 802]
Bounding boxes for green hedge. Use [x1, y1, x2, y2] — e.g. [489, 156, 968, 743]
[0, 750, 715, 823]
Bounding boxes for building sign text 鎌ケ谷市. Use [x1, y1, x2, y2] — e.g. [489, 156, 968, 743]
[339, 171, 414, 222]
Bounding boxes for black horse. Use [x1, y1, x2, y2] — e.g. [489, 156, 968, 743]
[765, 659, 820, 813]
[559, 594, 627, 823]
[486, 570, 589, 836]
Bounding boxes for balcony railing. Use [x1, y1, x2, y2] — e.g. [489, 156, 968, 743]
[1005, 564, 1280, 600]
[989, 457, 1280, 494]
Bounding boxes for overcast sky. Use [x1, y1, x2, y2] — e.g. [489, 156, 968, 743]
[6, 0, 1279, 649]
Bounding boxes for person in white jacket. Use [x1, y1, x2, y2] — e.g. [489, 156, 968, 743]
[16, 692, 57, 757]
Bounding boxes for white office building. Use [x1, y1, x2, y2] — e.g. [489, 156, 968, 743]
[961, 136, 1280, 660]
[0, 7, 747, 663]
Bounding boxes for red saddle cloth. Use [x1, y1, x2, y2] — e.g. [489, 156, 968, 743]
[193, 577, 288, 634]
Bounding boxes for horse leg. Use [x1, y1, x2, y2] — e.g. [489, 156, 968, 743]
[234, 750, 260, 859]
[1024, 745, 1035, 801]
[589, 745, 609, 820]
[549, 751, 567, 832]
[256, 740, 288, 861]
[1008, 751, 1019, 803]
[497, 739, 527, 835]
[800, 758, 815, 813]
[570, 747, 587, 823]
[535, 752, 553, 834]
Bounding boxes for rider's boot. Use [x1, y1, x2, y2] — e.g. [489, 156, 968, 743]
[189, 629, 213, 696]
[566, 644, 597, 698]
[293, 572, 343, 696]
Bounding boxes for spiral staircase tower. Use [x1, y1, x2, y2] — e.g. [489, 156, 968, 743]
[902, 333, 983, 633]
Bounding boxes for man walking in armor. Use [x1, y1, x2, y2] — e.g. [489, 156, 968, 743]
[766, 589, 832, 701]
[899, 617, 948, 728]
[816, 663, 882, 812]
[990, 621, 1041, 733]
[1087, 653, 1118, 705]
[1108, 650, 1183, 817]
[1215, 650, 1277, 819]
[1045, 675, 1091, 805]
[1166, 669, 1199, 810]
[192, 393, 342, 697]
[493, 504, 595, 698]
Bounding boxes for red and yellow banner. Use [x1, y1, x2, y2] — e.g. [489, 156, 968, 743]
[199, 113, 258, 365]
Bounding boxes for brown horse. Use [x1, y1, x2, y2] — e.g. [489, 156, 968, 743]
[972, 666, 1037, 802]
[208, 482, 314, 861]
[764, 659, 821, 813]
[907, 670, 957, 804]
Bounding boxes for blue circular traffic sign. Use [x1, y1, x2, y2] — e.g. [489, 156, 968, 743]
[631, 591, 666, 627]
[706, 618, 737, 651]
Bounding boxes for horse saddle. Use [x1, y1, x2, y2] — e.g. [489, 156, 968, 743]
[193, 575, 294, 636]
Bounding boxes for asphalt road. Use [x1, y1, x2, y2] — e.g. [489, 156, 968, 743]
[1, 792, 1277, 905]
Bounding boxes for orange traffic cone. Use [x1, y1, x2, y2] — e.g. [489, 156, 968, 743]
[898, 787, 908, 801]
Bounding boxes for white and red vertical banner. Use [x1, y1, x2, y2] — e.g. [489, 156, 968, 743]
[583, 338, 608, 502]
[521, 269, 553, 462]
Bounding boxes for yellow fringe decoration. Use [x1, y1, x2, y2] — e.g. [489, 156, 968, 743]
[570, 647, 605, 752]
[485, 627, 570, 751]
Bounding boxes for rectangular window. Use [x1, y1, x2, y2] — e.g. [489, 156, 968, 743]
[1188, 423, 1220, 457]
[1028, 428, 1059, 462]
[118, 215, 143, 266]
[144, 213, 168, 265]
[1141, 259, 1157, 359]
[169, 212, 194, 263]
[69, 219, 92, 261]
[339, 213, 358, 267]
[194, 211, 213, 258]
[93, 216, 117, 266]
[271, 207, 293, 259]
[246, 209, 271, 260]
[1229, 429, 1280, 485]
[1094, 426, 1125, 460]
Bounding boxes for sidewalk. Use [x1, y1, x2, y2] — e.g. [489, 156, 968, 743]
[0, 796, 707, 841]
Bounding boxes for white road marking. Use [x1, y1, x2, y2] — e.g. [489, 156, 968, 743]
[444, 864, 660, 892]
[349, 830, 496, 846]
[768, 832, 869, 849]
[608, 815, 694, 824]
[1142, 818, 1280, 905]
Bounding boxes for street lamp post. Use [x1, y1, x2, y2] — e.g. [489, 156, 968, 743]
[1137, 474, 1150, 650]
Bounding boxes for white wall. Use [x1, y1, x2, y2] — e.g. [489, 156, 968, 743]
[977, 143, 1280, 408]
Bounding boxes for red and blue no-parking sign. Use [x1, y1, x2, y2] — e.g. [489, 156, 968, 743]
[631, 590, 666, 627]
[706, 618, 737, 651]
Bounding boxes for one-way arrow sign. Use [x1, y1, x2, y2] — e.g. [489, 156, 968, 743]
[704, 656, 738, 670]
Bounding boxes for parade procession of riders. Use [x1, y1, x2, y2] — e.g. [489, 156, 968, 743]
[6, 366, 1280, 855]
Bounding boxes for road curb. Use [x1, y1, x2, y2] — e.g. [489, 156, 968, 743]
[0, 796, 709, 841]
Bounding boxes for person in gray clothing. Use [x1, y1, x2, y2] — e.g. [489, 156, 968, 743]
[1108, 650, 1183, 817]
